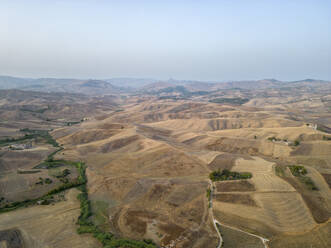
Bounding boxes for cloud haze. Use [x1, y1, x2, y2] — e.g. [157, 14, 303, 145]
[1, 0, 330, 81]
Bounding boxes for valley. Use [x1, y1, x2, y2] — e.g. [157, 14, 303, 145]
[0, 78, 330, 248]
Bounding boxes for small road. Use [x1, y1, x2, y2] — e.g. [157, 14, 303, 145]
[208, 180, 223, 248]
[135, 123, 270, 248]
[215, 221, 270, 248]
[208, 180, 270, 248]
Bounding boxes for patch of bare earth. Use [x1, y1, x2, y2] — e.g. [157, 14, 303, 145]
[215, 180, 255, 192]
[214, 194, 257, 207]
[208, 153, 252, 171]
[321, 174, 331, 188]
[0, 229, 24, 248]
[218, 225, 264, 248]
[281, 176, 330, 223]
[269, 222, 331, 248]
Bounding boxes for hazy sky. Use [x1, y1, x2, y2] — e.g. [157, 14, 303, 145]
[1, 0, 330, 81]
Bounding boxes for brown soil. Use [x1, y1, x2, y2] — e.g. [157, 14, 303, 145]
[124, 210, 157, 235]
[218, 224, 264, 248]
[269, 222, 331, 248]
[159, 222, 185, 245]
[213, 209, 277, 238]
[64, 129, 117, 145]
[214, 193, 257, 207]
[177, 229, 218, 248]
[208, 153, 252, 171]
[282, 176, 330, 223]
[100, 135, 140, 153]
[206, 138, 259, 155]
[0, 229, 24, 248]
[136, 125, 172, 137]
[291, 143, 313, 156]
[97, 123, 126, 130]
[216, 180, 256, 192]
[0, 150, 48, 172]
[166, 183, 205, 207]
[182, 135, 208, 145]
[321, 174, 331, 188]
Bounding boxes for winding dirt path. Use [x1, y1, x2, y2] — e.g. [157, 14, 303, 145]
[135, 123, 270, 247]
[209, 180, 270, 248]
[208, 180, 223, 248]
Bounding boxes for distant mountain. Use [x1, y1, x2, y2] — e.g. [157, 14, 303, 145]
[0, 76, 34, 88]
[289, 79, 329, 86]
[0, 75, 329, 95]
[139, 81, 175, 93]
[71, 80, 120, 95]
[0, 89, 119, 123]
[0, 76, 121, 95]
[105, 78, 157, 88]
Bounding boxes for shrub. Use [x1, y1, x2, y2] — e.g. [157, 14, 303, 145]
[45, 178, 53, 184]
[206, 188, 211, 200]
[289, 165, 318, 191]
[75, 164, 157, 248]
[299, 176, 318, 190]
[289, 165, 307, 176]
[209, 169, 252, 181]
[77, 225, 97, 234]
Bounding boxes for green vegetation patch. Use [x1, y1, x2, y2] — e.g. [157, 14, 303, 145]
[0, 129, 59, 147]
[267, 136, 281, 142]
[289, 165, 307, 177]
[21, 128, 59, 147]
[209, 169, 252, 182]
[76, 168, 157, 248]
[294, 140, 300, 146]
[0, 199, 39, 213]
[275, 165, 285, 177]
[35, 159, 73, 169]
[17, 169, 41, 174]
[20, 107, 49, 114]
[48, 168, 70, 178]
[92, 200, 109, 226]
[298, 176, 318, 191]
[0, 161, 86, 214]
[66, 121, 81, 126]
[44, 178, 53, 184]
[35, 147, 78, 170]
[289, 165, 318, 190]
[0, 130, 157, 247]
[0, 135, 34, 146]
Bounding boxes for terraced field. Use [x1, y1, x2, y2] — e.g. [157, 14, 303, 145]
[233, 157, 295, 192]
[214, 157, 317, 234]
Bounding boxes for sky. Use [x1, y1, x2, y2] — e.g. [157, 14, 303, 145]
[0, 0, 330, 81]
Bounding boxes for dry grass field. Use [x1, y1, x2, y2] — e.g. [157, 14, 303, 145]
[0, 83, 330, 247]
[0, 189, 100, 248]
[217, 224, 264, 248]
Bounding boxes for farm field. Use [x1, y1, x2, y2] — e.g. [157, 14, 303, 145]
[0, 188, 100, 248]
[217, 224, 264, 248]
[0, 79, 331, 248]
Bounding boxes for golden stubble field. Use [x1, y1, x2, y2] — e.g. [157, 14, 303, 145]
[1, 91, 331, 248]
[49, 97, 331, 247]
[0, 188, 101, 248]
